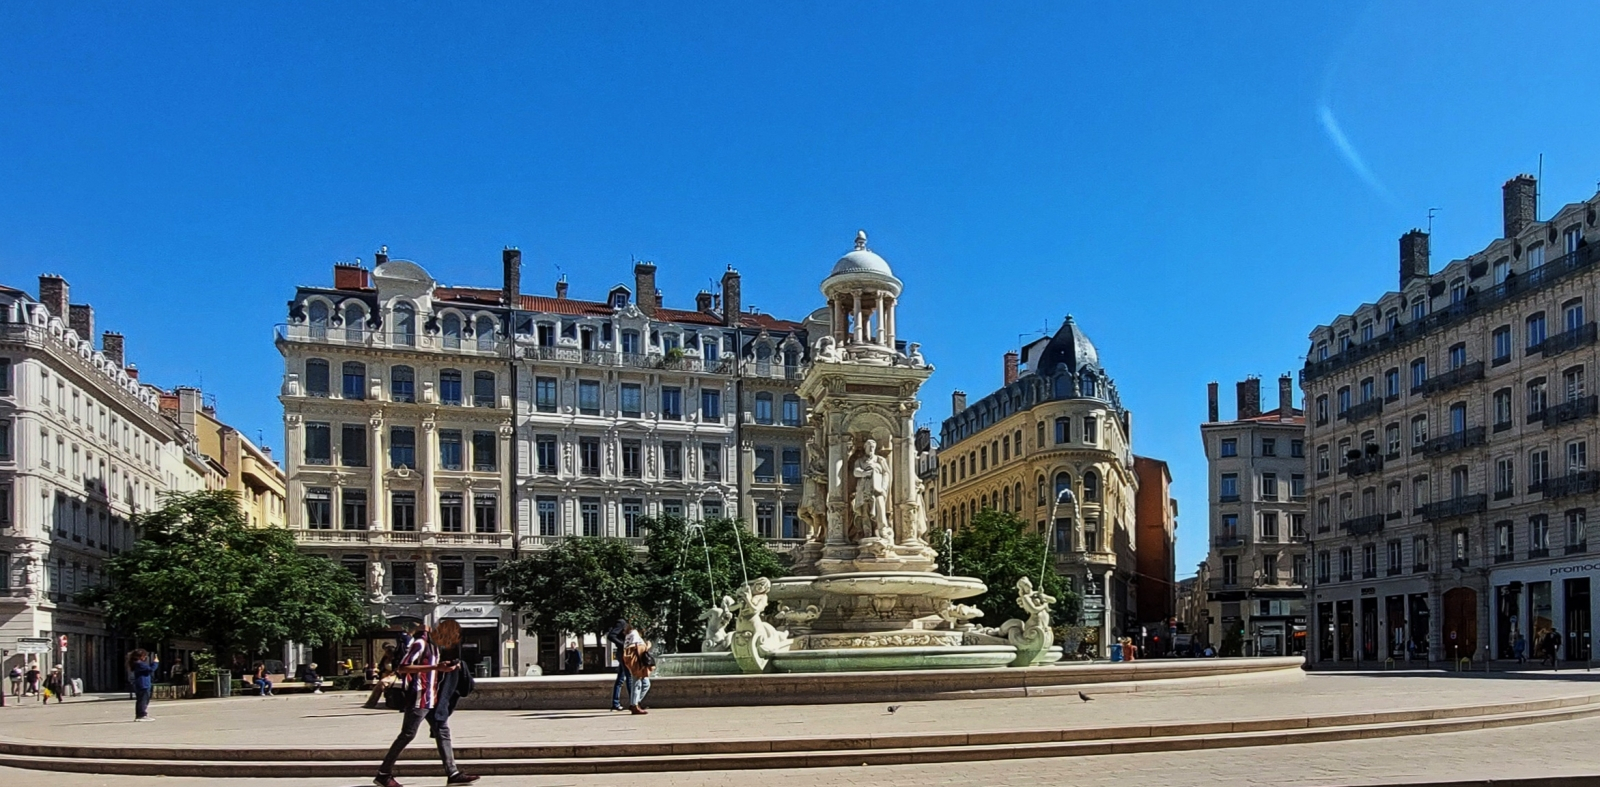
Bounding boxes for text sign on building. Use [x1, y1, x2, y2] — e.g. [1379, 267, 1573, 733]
[1081, 596, 1105, 626]
[17, 637, 50, 654]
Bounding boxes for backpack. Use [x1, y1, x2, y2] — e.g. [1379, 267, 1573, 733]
[455, 665, 475, 698]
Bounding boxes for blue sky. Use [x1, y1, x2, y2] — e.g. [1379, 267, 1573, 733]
[4, 2, 1599, 578]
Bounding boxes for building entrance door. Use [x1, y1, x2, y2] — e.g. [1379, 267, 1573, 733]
[1564, 578, 1592, 662]
[1316, 602, 1334, 661]
[1496, 583, 1523, 659]
[1442, 587, 1478, 662]
[1408, 594, 1431, 661]
[1385, 595, 1406, 659]
[1336, 600, 1354, 661]
[1360, 598, 1378, 661]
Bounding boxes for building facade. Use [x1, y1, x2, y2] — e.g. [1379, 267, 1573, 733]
[162, 387, 287, 529]
[936, 317, 1146, 654]
[1303, 175, 1600, 666]
[1132, 455, 1178, 626]
[1, 276, 177, 691]
[1200, 376, 1308, 657]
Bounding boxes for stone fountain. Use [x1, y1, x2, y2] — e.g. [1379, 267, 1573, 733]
[663, 232, 1058, 675]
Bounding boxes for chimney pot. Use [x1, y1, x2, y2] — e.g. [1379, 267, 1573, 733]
[634, 262, 658, 318]
[555, 276, 569, 300]
[37, 275, 68, 321]
[1399, 229, 1430, 289]
[374, 246, 389, 266]
[1003, 351, 1019, 386]
[68, 303, 94, 344]
[1503, 174, 1538, 238]
[720, 267, 742, 327]
[1236, 377, 1261, 419]
[1206, 382, 1219, 423]
[502, 248, 522, 307]
[333, 261, 370, 290]
[1278, 374, 1294, 417]
[695, 290, 714, 313]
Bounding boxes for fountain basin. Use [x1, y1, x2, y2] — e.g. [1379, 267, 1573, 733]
[772, 645, 1016, 673]
[655, 651, 742, 677]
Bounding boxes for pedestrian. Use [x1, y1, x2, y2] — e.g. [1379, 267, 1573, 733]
[607, 619, 630, 712]
[24, 663, 40, 696]
[374, 620, 478, 787]
[622, 627, 655, 715]
[1513, 632, 1527, 665]
[128, 649, 158, 721]
[7, 665, 21, 698]
[42, 666, 65, 704]
[253, 662, 274, 696]
[1541, 629, 1562, 669]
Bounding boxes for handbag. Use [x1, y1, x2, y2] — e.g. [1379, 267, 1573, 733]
[455, 665, 475, 698]
[382, 684, 408, 711]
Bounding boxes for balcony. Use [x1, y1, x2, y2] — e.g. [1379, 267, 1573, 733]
[1567, 543, 1589, 555]
[1529, 547, 1551, 559]
[1302, 245, 1600, 384]
[1419, 494, 1487, 521]
[1345, 454, 1384, 478]
[1422, 362, 1485, 396]
[519, 344, 738, 375]
[1538, 322, 1598, 358]
[1340, 514, 1385, 536]
[1495, 552, 1514, 564]
[292, 529, 510, 548]
[1539, 471, 1600, 500]
[1413, 563, 1430, 573]
[1542, 395, 1599, 430]
[1341, 398, 1385, 424]
[1387, 566, 1403, 576]
[275, 323, 508, 357]
[1213, 535, 1245, 548]
[1419, 426, 1487, 457]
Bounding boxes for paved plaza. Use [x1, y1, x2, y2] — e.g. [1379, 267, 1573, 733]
[2, 671, 1599, 785]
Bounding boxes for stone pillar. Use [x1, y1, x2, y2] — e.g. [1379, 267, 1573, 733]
[826, 432, 847, 544]
[892, 431, 913, 544]
[369, 413, 386, 530]
[883, 296, 895, 347]
[498, 422, 513, 536]
[851, 292, 863, 344]
[421, 417, 437, 531]
[284, 414, 304, 527]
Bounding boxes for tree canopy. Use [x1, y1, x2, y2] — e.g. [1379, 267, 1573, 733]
[79, 490, 372, 660]
[492, 535, 649, 639]
[934, 508, 1081, 628]
[641, 516, 789, 653]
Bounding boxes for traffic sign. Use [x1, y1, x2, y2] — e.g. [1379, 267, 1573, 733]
[17, 637, 49, 655]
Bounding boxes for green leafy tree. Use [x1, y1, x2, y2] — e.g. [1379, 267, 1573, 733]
[641, 516, 789, 653]
[934, 508, 1080, 628]
[79, 491, 371, 664]
[493, 536, 649, 642]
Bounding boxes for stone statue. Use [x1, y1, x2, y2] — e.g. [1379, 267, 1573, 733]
[698, 595, 736, 652]
[909, 475, 929, 542]
[938, 603, 984, 628]
[964, 576, 1058, 666]
[729, 577, 792, 673]
[368, 561, 388, 603]
[814, 335, 842, 363]
[774, 603, 822, 631]
[22, 554, 41, 601]
[851, 438, 892, 542]
[423, 561, 440, 602]
[906, 342, 927, 367]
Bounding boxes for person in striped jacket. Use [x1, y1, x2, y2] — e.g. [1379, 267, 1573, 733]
[374, 620, 479, 787]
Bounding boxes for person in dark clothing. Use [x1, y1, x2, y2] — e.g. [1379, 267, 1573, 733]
[24, 664, 40, 696]
[128, 649, 158, 721]
[42, 666, 65, 704]
[607, 619, 630, 712]
[374, 620, 477, 787]
[1541, 629, 1562, 668]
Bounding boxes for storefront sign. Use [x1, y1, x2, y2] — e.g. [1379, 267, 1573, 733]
[1551, 562, 1600, 576]
[17, 637, 50, 654]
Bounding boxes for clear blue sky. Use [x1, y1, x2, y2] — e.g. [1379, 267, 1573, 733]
[4, 3, 1599, 578]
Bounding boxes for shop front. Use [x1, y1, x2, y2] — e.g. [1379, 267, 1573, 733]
[1491, 558, 1600, 664]
[435, 602, 502, 677]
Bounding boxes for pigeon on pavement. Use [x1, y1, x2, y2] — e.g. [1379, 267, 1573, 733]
[886, 705, 902, 714]
[1078, 692, 1093, 702]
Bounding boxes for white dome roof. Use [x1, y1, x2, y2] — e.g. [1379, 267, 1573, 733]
[831, 249, 893, 277]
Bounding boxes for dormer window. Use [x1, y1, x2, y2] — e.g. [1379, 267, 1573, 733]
[1080, 372, 1097, 398]
[1450, 278, 1467, 304]
[612, 291, 629, 309]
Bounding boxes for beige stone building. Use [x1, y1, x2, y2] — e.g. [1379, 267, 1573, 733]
[1303, 175, 1600, 666]
[160, 387, 286, 529]
[1200, 376, 1308, 656]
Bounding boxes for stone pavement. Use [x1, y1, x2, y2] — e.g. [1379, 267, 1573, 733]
[1, 671, 1598, 786]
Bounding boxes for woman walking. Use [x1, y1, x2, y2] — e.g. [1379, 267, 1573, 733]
[128, 650, 158, 721]
[41, 666, 65, 704]
[374, 620, 478, 787]
[622, 627, 654, 715]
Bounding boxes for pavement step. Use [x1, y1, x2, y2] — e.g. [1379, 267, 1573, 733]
[1, 701, 1597, 777]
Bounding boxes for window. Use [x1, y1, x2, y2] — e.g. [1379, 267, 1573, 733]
[536, 496, 558, 536]
[1449, 402, 1466, 434]
[1412, 296, 1427, 321]
[782, 395, 802, 426]
[782, 448, 801, 485]
[1083, 470, 1100, 502]
[1292, 554, 1307, 585]
[1315, 395, 1328, 423]
[439, 430, 463, 470]
[1360, 320, 1374, 342]
[662, 442, 683, 479]
[1388, 540, 1403, 571]
[1530, 243, 1546, 269]
[1055, 418, 1070, 444]
[1218, 437, 1237, 457]
[1566, 227, 1583, 255]
[342, 489, 367, 530]
[1222, 555, 1238, 586]
[1337, 387, 1350, 414]
[341, 424, 367, 467]
[701, 389, 722, 421]
[1362, 543, 1377, 577]
[622, 500, 643, 539]
[1527, 312, 1547, 350]
[390, 427, 416, 469]
[1385, 424, 1401, 456]
[391, 492, 416, 532]
[1338, 548, 1352, 580]
[1317, 445, 1330, 475]
[1291, 439, 1304, 458]
[1452, 529, 1469, 566]
[1290, 473, 1306, 498]
[439, 560, 465, 596]
[439, 493, 464, 533]
[1450, 465, 1469, 499]
[1262, 438, 1277, 456]
[0, 358, 9, 396]
[1493, 326, 1512, 362]
[473, 371, 496, 407]
[391, 365, 415, 402]
[1220, 473, 1238, 500]
[1493, 257, 1510, 284]
[1567, 439, 1588, 474]
[536, 435, 558, 474]
[661, 387, 683, 420]
[702, 443, 722, 482]
[1448, 343, 1466, 370]
[754, 393, 773, 424]
[391, 562, 416, 595]
[756, 503, 776, 539]
[1036, 422, 1045, 449]
[1496, 521, 1514, 557]
[1529, 378, 1548, 417]
[704, 336, 720, 363]
[579, 438, 600, 476]
[1262, 473, 1278, 500]
[1082, 416, 1098, 445]
[476, 316, 497, 351]
[1410, 358, 1427, 391]
[305, 488, 332, 529]
[1531, 515, 1550, 552]
[578, 380, 600, 415]
[305, 359, 330, 397]
[342, 362, 366, 399]
[581, 498, 601, 536]
[1564, 366, 1586, 403]
[472, 430, 496, 471]
[473, 494, 497, 533]
[1412, 476, 1430, 510]
[535, 377, 558, 412]
[1450, 278, 1467, 304]
[1359, 378, 1374, 403]
[1567, 298, 1587, 333]
[304, 422, 332, 465]
[442, 314, 462, 349]
[754, 447, 775, 482]
[1493, 389, 1512, 428]
[1261, 512, 1279, 541]
[1316, 551, 1330, 583]
[620, 384, 643, 417]
[1495, 457, 1515, 497]
[621, 440, 642, 477]
[1530, 448, 1550, 489]
[308, 301, 329, 338]
[1411, 415, 1428, 447]
[473, 558, 498, 595]
[783, 503, 801, 539]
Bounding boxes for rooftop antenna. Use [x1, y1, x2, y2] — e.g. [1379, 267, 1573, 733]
[1426, 207, 1439, 234]
[1537, 153, 1544, 220]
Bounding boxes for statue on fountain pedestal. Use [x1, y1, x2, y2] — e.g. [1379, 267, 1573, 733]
[851, 438, 893, 543]
[698, 595, 736, 652]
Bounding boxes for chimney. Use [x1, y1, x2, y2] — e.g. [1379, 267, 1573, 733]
[1206, 381, 1219, 423]
[102, 332, 125, 367]
[1278, 374, 1294, 417]
[176, 386, 201, 433]
[695, 290, 714, 313]
[1003, 351, 1019, 386]
[1399, 229, 1430, 289]
[1236, 377, 1261, 419]
[501, 248, 522, 307]
[374, 245, 389, 266]
[125, 364, 139, 380]
[634, 262, 658, 318]
[655, 292, 664, 310]
[68, 304, 94, 344]
[333, 261, 369, 290]
[720, 266, 742, 327]
[555, 276, 569, 300]
[37, 275, 68, 320]
[952, 390, 967, 414]
[1503, 174, 1538, 238]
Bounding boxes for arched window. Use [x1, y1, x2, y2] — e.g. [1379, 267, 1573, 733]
[439, 369, 463, 405]
[1054, 374, 1072, 398]
[473, 371, 496, 407]
[393, 303, 416, 346]
[1081, 372, 1098, 398]
[342, 362, 366, 400]
[783, 347, 799, 371]
[1014, 482, 1023, 511]
[1002, 487, 1011, 511]
[391, 365, 415, 403]
[754, 392, 774, 424]
[980, 494, 988, 510]
[344, 303, 365, 342]
[308, 301, 329, 339]
[1054, 472, 1071, 502]
[755, 342, 773, 361]
[476, 316, 497, 351]
[1083, 470, 1100, 502]
[305, 359, 330, 397]
[1037, 476, 1046, 506]
[442, 314, 462, 349]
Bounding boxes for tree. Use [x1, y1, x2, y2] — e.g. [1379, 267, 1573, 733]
[492, 536, 649, 642]
[641, 516, 789, 653]
[79, 490, 371, 665]
[933, 508, 1080, 628]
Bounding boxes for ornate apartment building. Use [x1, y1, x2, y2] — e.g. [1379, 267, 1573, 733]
[1303, 175, 1600, 666]
[278, 248, 810, 675]
[935, 317, 1155, 654]
[1200, 376, 1308, 657]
